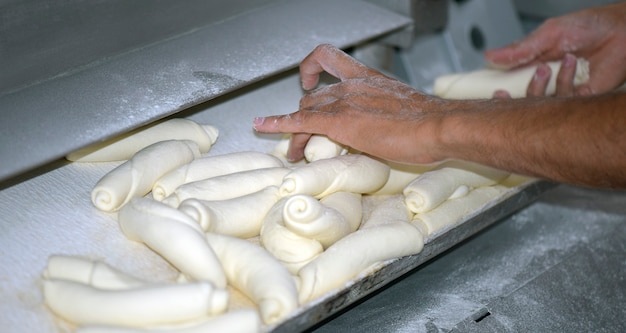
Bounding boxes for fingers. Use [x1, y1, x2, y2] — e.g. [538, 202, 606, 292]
[299, 44, 372, 90]
[554, 54, 578, 97]
[526, 63, 552, 97]
[253, 113, 319, 162]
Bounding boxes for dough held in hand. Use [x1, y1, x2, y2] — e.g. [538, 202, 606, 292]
[67, 118, 218, 162]
[403, 161, 509, 214]
[206, 233, 298, 325]
[279, 154, 390, 198]
[118, 197, 226, 288]
[43, 279, 228, 327]
[433, 58, 590, 99]
[178, 186, 282, 238]
[91, 140, 200, 212]
[152, 151, 284, 201]
[163, 167, 291, 207]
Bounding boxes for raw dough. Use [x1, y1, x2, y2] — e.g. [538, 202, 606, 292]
[44, 255, 147, 290]
[178, 186, 281, 238]
[118, 197, 226, 288]
[279, 154, 390, 198]
[152, 151, 284, 201]
[43, 279, 228, 327]
[206, 233, 299, 325]
[67, 118, 218, 162]
[163, 167, 291, 207]
[369, 161, 434, 195]
[411, 185, 507, 238]
[403, 161, 509, 214]
[304, 135, 348, 162]
[75, 309, 261, 333]
[91, 140, 200, 212]
[433, 59, 590, 99]
[283, 192, 362, 248]
[297, 196, 423, 303]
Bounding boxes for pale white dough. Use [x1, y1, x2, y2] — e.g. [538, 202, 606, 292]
[75, 310, 262, 333]
[91, 140, 200, 212]
[279, 154, 390, 198]
[178, 186, 281, 238]
[152, 151, 284, 201]
[412, 185, 507, 238]
[67, 118, 218, 162]
[403, 161, 509, 214]
[433, 59, 590, 99]
[118, 197, 226, 288]
[283, 192, 362, 248]
[260, 197, 324, 274]
[297, 220, 423, 303]
[205, 233, 299, 325]
[43, 279, 228, 327]
[44, 255, 147, 290]
[369, 161, 435, 195]
[163, 167, 291, 207]
[304, 135, 348, 162]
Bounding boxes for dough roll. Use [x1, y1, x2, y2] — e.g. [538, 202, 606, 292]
[178, 186, 281, 238]
[91, 140, 200, 212]
[67, 118, 218, 162]
[75, 309, 262, 333]
[43, 279, 228, 327]
[369, 161, 434, 195]
[118, 197, 226, 288]
[163, 167, 291, 207]
[152, 151, 284, 201]
[43, 255, 147, 290]
[433, 58, 590, 99]
[303, 134, 348, 162]
[206, 233, 298, 325]
[279, 154, 390, 198]
[403, 161, 509, 214]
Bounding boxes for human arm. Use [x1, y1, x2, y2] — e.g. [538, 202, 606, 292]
[253, 44, 626, 189]
[485, 2, 626, 95]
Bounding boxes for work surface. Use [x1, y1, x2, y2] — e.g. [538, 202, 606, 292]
[313, 184, 626, 333]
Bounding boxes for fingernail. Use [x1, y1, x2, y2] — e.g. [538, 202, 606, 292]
[534, 65, 549, 79]
[253, 117, 264, 129]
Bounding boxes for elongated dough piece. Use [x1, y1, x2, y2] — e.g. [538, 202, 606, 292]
[279, 154, 390, 198]
[118, 197, 226, 288]
[43, 279, 228, 327]
[152, 151, 284, 201]
[283, 192, 362, 248]
[403, 161, 509, 214]
[91, 140, 200, 212]
[304, 135, 348, 162]
[297, 222, 423, 303]
[205, 233, 298, 325]
[412, 185, 507, 238]
[260, 197, 324, 274]
[178, 186, 281, 238]
[433, 59, 589, 99]
[43, 255, 146, 290]
[75, 310, 261, 333]
[163, 167, 291, 207]
[67, 119, 218, 162]
[369, 161, 434, 195]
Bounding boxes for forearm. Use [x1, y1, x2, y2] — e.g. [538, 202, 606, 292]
[437, 92, 626, 188]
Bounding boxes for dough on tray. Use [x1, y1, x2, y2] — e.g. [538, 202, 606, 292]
[162, 167, 291, 207]
[74, 309, 261, 333]
[369, 161, 434, 195]
[118, 197, 226, 288]
[152, 151, 284, 201]
[206, 233, 298, 325]
[303, 134, 348, 162]
[67, 118, 218, 162]
[297, 196, 424, 303]
[433, 58, 590, 99]
[43, 279, 227, 327]
[403, 161, 509, 214]
[279, 154, 390, 198]
[43, 255, 147, 290]
[91, 140, 200, 212]
[178, 186, 281, 238]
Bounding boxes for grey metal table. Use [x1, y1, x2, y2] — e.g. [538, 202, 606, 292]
[312, 184, 626, 332]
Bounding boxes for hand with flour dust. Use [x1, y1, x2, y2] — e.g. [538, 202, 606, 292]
[486, 2, 626, 96]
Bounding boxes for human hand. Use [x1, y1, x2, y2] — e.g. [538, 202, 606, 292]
[253, 44, 448, 165]
[485, 2, 626, 94]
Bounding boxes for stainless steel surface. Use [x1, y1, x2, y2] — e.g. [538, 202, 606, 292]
[311, 185, 626, 332]
[0, 0, 411, 183]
